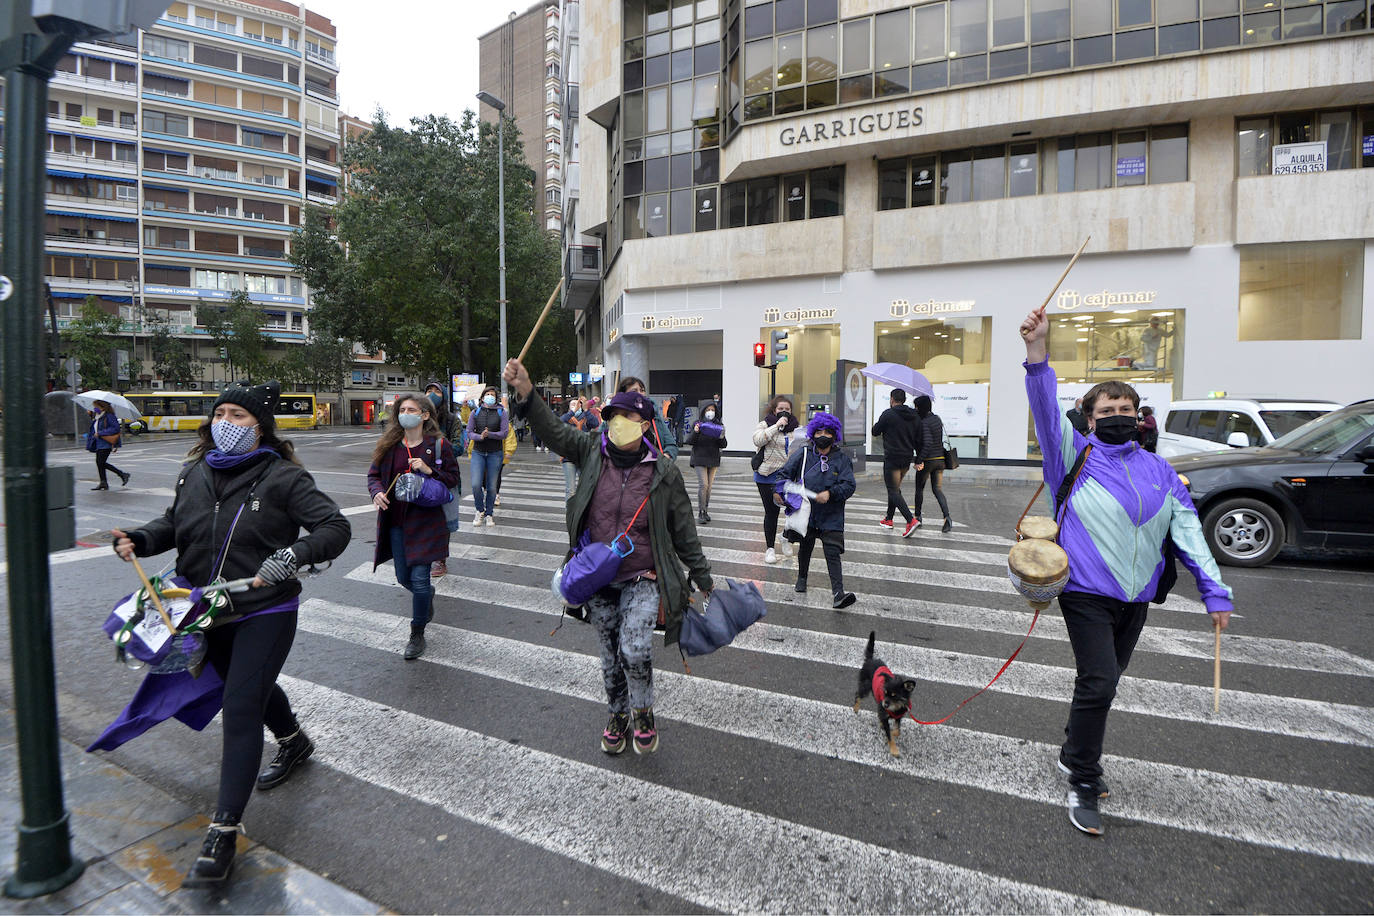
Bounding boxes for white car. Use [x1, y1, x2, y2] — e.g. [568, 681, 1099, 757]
[1156, 398, 1341, 459]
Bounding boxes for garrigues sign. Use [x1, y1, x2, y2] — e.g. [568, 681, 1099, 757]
[779, 106, 925, 146]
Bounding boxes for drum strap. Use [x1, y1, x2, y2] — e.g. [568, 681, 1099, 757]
[1016, 445, 1093, 538]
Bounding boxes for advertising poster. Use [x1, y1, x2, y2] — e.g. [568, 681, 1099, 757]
[872, 383, 990, 436]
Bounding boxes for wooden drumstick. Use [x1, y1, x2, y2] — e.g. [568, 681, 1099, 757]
[131, 555, 178, 633]
[1022, 236, 1092, 335]
[1213, 620, 1222, 713]
[516, 278, 565, 365]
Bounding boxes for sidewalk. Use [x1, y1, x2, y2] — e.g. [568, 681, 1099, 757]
[0, 707, 385, 915]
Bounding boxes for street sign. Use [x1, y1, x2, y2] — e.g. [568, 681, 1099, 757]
[569, 372, 585, 384]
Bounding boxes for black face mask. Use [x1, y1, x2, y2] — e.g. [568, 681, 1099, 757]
[1093, 414, 1139, 445]
[813, 435, 835, 450]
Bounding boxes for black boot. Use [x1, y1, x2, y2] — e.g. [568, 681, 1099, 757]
[942, 517, 953, 533]
[701, 508, 711, 523]
[257, 728, 314, 790]
[833, 589, 857, 609]
[404, 625, 426, 660]
[182, 813, 240, 889]
[119, 471, 131, 487]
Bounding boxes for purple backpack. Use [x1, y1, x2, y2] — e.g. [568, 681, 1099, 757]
[551, 494, 650, 606]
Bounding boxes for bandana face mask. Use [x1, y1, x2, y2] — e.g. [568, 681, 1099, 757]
[211, 420, 259, 455]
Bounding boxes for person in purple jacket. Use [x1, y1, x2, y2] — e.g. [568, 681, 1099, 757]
[1021, 304, 1233, 838]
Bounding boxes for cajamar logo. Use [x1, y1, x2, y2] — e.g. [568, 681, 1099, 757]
[639, 314, 706, 331]
[1055, 289, 1158, 312]
[890, 298, 976, 318]
[763, 306, 836, 324]
[763, 307, 781, 323]
[641, 314, 657, 331]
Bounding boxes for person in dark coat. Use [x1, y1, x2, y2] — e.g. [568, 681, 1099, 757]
[1067, 397, 1090, 435]
[912, 395, 953, 532]
[686, 401, 727, 523]
[423, 383, 460, 577]
[1138, 406, 1159, 453]
[775, 412, 858, 609]
[109, 380, 350, 889]
[871, 388, 921, 536]
[617, 376, 679, 459]
[368, 393, 461, 660]
[87, 400, 131, 489]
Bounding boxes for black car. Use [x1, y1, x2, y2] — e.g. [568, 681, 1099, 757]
[1169, 400, 1374, 567]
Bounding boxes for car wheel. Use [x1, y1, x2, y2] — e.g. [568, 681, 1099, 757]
[1202, 498, 1285, 567]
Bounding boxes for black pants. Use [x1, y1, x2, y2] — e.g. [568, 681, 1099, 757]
[796, 527, 845, 597]
[1058, 591, 1148, 783]
[882, 461, 912, 523]
[756, 481, 781, 549]
[205, 611, 299, 818]
[912, 460, 950, 521]
[94, 449, 126, 486]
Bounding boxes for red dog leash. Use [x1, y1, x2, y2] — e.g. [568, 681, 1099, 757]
[903, 606, 1042, 726]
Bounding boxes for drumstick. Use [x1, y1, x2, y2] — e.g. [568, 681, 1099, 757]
[516, 278, 565, 364]
[1022, 236, 1092, 335]
[131, 555, 178, 633]
[1213, 620, 1222, 713]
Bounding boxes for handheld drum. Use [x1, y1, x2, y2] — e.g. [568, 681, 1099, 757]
[1008, 515, 1068, 611]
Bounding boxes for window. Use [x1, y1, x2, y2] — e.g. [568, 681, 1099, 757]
[1238, 241, 1363, 341]
[144, 110, 188, 136]
[142, 72, 188, 97]
[145, 36, 189, 60]
[116, 185, 137, 201]
[809, 166, 843, 216]
[878, 158, 907, 209]
[1165, 410, 1194, 435]
[1192, 411, 1224, 442]
[195, 269, 239, 290]
[193, 44, 237, 70]
[194, 118, 237, 143]
[241, 53, 283, 80]
[1221, 412, 1263, 447]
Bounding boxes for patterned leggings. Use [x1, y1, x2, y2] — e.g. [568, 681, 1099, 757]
[585, 578, 659, 714]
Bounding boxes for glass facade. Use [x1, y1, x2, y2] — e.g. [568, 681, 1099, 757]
[1237, 106, 1374, 175]
[1238, 241, 1364, 340]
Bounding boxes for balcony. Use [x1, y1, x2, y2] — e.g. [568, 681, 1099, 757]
[305, 82, 338, 103]
[50, 70, 136, 95]
[47, 151, 138, 174]
[564, 244, 600, 311]
[45, 233, 139, 251]
[305, 190, 338, 205]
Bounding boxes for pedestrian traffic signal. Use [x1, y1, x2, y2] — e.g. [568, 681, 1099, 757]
[753, 342, 767, 367]
[770, 329, 789, 363]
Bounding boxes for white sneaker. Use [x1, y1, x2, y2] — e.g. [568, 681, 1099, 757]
[494, 495, 501, 506]
[473, 512, 483, 526]
[764, 548, 777, 564]
[779, 541, 794, 557]
[485, 515, 495, 527]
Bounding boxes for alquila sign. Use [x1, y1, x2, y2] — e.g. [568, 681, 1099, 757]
[779, 106, 925, 146]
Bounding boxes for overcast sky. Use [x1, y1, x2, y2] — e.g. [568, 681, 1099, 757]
[310, 1, 513, 127]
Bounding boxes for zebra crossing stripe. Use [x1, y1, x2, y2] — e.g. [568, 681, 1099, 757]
[277, 671, 1144, 914]
[342, 564, 1374, 746]
[294, 600, 1374, 865]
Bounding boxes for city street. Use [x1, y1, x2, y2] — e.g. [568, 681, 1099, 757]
[3, 429, 1372, 913]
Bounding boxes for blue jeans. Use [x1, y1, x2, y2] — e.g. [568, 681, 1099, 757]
[390, 527, 433, 628]
[470, 450, 502, 516]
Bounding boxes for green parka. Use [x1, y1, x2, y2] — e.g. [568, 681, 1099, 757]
[516, 391, 713, 645]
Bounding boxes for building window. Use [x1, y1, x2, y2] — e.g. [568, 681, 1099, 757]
[144, 36, 189, 61]
[1237, 106, 1370, 176]
[1238, 241, 1363, 341]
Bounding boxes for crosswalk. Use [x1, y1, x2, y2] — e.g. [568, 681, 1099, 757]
[272, 462, 1373, 909]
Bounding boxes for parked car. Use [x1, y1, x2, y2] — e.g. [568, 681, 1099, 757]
[1169, 400, 1374, 567]
[1156, 398, 1341, 459]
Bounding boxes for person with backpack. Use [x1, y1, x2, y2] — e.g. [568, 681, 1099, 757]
[503, 357, 712, 756]
[752, 395, 799, 565]
[774, 412, 857, 609]
[911, 395, 954, 533]
[686, 401, 727, 523]
[107, 380, 350, 889]
[87, 400, 131, 490]
[424, 385, 461, 576]
[1021, 303, 1233, 837]
[466, 386, 508, 527]
[617, 376, 678, 459]
[559, 397, 600, 497]
[871, 388, 921, 536]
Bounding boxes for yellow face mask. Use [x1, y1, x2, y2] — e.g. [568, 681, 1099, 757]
[606, 414, 645, 449]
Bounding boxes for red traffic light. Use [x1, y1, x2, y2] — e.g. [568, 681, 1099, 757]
[753, 342, 767, 367]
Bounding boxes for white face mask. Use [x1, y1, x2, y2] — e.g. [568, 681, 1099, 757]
[704, 411, 716, 421]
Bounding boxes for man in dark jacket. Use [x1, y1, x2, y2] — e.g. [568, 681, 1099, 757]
[1066, 397, 1089, 434]
[775, 412, 857, 608]
[871, 388, 921, 537]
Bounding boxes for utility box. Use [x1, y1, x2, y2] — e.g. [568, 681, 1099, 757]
[46, 465, 76, 553]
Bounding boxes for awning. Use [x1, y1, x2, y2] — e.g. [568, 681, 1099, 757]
[98, 174, 137, 185]
[244, 127, 286, 138]
[47, 168, 85, 179]
[143, 147, 188, 157]
[305, 172, 337, 188]
[50, 292, 133, 303]
[46, 209, 138, 223]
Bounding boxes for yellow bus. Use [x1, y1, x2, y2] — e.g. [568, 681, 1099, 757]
[123, 391, 318, 433]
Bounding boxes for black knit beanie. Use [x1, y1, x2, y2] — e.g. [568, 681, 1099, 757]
[212, 380, 280, 426]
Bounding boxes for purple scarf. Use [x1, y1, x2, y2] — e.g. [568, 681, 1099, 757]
[204, 447, 278, 469]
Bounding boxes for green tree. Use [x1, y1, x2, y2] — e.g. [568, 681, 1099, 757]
[276, 335, 352, 394]
[64, 296, 122, 390]
[145, 310, 203, 388]
[291, 110, 569, 385]
[202, 291, 271, 382]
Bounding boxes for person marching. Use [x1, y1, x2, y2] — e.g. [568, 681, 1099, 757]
[494, 394, 518, 507]
[1021, 304, 1233, 837]
[871, 388, 920, 536]
[504, 357, 712, 755]
[559, 397, 600, 497]
[87, 400, 131, 490]
[911, 395, 954, 533]
[774, 412, 857, 609]
[686, 401, 727, 523]
[617, 376, 679, 459]
[752, 395, 799, 564]
[108, 380, 350, 888]
[368, 394, 461, 660]
[466, 386, 508, 527]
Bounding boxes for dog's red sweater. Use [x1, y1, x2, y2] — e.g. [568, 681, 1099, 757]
[872, 665, 893, 704]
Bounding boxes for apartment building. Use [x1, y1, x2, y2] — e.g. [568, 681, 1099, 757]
[570, 0, 1373, 459]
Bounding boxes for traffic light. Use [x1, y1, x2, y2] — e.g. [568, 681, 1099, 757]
[770, 329, 789, 363]
[753, 342, 767, 367]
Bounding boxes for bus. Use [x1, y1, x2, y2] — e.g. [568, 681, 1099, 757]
[122, 391, 318, 433]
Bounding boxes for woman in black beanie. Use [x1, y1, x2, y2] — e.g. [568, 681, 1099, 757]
[110, 380, 351, 889]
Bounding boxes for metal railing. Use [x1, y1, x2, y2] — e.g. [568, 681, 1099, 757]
[44, 234, 138, 248]
[566, 244, 601, 279]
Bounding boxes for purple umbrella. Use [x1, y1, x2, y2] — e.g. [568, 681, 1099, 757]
[859, 363, 934, 399]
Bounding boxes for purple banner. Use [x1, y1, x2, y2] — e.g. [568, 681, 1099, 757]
[1116, 156, 1146, 178]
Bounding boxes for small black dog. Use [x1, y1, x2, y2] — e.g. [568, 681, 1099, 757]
[853, 631, 917, 757]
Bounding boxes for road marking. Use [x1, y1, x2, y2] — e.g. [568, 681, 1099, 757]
[279, 672, 1147, 913]
[344, 565, 1373, 746]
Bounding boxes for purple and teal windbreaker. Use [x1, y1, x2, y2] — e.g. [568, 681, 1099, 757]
[1025, 358, 1233, 613]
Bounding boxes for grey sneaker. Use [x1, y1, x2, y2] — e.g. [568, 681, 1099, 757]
[1067, 783, 1104, 836]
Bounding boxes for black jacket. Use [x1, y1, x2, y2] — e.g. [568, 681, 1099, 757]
[914, 412, 946, 461]
[127, 453, 351, 617]
[686, 409, 727, 468]
[871, 405, 920, 462]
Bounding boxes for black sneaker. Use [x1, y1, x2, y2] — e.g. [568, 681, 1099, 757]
[1057, 755, 1110, 799]
[119, 471, 131, 487]
[404, 627, 426, 660]
[794, 577, 807, 593]
[257, 729, 314, 790]
[600, 712, 630, 755]
[701, 509, 710, 523]
[182, 819, 240, 889]
[1067, 783, 1104, 836]
[833, 592, 857, 609]
[942, 517, 953, 533]
[632, 707, 659, 754]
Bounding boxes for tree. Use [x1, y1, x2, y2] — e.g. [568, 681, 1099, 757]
[64, 296, 122, 390]
[291, 110, 569, 385]
[202, 291, 271, 382]
[145, 310, 203, 388]
[277, 335, 352, 394]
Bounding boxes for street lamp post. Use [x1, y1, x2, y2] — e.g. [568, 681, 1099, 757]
[475, 91, 507, 386]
